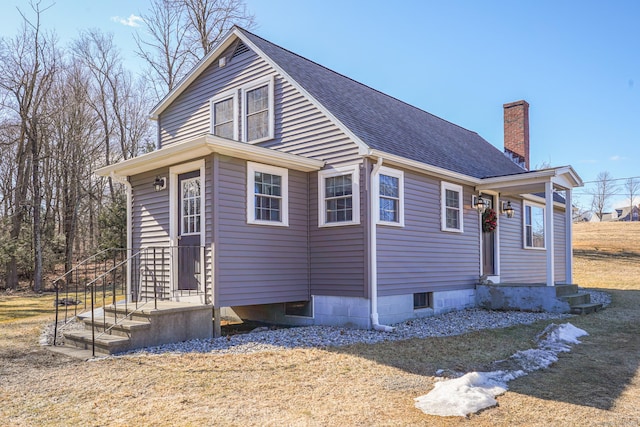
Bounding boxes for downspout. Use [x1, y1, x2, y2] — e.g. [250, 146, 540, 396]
[370, 157, 395, 332]
[111, 172, 132, 299]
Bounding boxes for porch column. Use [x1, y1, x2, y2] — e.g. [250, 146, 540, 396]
[565, 188, 573, 284]
[545, 181, 555, 286]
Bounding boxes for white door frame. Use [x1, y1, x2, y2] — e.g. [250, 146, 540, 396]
[169, 159, 206, 298]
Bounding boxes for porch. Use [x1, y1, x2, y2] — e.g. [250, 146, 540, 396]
[59, 300, 213, 356]
[476, 282, 602, 314]
[49, 247, 218, 358]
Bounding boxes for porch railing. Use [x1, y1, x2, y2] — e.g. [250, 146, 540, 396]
[51, 246, 207, 353]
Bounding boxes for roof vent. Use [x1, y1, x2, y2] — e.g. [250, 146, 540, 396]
[232, 41, 250, 58]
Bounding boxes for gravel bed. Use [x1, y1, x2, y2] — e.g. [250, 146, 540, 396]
[42, 289, 610, 357]
[123, 309, 575, 357]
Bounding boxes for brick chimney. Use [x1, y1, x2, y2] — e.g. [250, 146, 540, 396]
[503, 100, 530, 170]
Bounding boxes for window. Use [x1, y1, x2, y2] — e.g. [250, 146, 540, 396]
[318, 165, 360, 227]
[181, 177, 201, 234]
[210, 90, 237, 140]
[247, 162, 288, 226]
[414, 292, 433, 309]
[441, 182, 463, 232]
[242, 77, 274, 143]
[377, 166, 404, 226]
[524, 202, 545, 249]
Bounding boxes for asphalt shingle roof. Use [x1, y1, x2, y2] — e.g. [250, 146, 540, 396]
[240, 28, 526, 179]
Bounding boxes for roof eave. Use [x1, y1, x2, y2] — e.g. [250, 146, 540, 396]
[367, 149, 481, 186]
[95, 134, 325, 178]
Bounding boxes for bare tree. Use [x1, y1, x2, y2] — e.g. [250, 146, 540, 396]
[182, 0, 254, 59]
[589, 171, 618, 221]
[624, 177, 640, 221]
[49, 60, 100, 275]
[73, 30, 152, 199]
[135, 0, 190, 100]
[0, 1, 57, 291]
[135, 0, 254, 101]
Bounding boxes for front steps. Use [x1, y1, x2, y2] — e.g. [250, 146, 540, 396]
[555, 284, 603, 315]
[62, 301, 213, 356]
[476, 283, 603, 314]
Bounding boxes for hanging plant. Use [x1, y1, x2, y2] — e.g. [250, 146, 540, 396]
[482, 208, 497, 232]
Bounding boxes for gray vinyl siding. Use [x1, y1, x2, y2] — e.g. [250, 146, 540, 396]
[553, 208, 567, 282]
[131, 168, 171, 298]
[130, 159, 214, 299]
[500, 198, 567, 283]
[377, 170, 480, 296]
[159, 46, 362, 165]
[216, 157, 310, 306]
[131, 169, 171, 249]
[261, 76, 361, 165]
[309, 163, 367, 297]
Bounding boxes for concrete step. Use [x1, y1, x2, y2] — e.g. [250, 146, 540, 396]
[559, 293, 591, 307]
[63, 330, 132, 355]
[570, 303, 603, 315]
[83, 316, 151, 337]
[555, 284, 579, 297]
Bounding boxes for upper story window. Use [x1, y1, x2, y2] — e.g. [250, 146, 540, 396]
[524, 202, 545, 249]
[377, 166, 404, 226]
[210, 90, 237, 140]
[247, 162, 288, 227]
[242, 76, 274, 143]
[318, 165, 360, 227]
[441, 182, 463, 232]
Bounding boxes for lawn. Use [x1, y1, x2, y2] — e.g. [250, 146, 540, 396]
[1, 222, 639, 426]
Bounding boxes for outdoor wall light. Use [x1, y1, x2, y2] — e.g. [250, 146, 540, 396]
[153, 176, 167, 192]
[472, 194, 488, 213]
[501, 200, 515, 218]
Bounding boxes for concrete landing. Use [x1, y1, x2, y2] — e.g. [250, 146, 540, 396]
[476, 283, 570, 313]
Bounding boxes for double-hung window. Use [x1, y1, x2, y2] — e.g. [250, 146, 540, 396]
[524, 202, 545, 248]
[242, 77, 274, 143]
[210, 90, 237, 140]
[247, 162, 288, 226]
[377, 166, 404, 226]
[318, 165, 360, 227]
[441, 182, 463, 232]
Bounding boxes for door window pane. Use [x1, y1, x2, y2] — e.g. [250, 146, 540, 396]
[181, 177, 201, 235]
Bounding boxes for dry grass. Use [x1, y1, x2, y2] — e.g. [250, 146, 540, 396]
[1, 222, 640, 426]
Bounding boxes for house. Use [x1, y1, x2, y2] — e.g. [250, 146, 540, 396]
[616, 205, 640, 222]
[96, 27, 583, 332]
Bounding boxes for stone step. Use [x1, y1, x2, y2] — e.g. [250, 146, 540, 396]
[83, 317, 150, 337]
[63, 330, 132, 355]
[570, 303, 603, 315]
[559, 292, 591, 307]
[555, 284, 579, 297]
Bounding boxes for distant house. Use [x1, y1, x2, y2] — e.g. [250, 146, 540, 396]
[588, 211, 618, 222]
[96, 27, 582, 329]
[616, 205, 640, 222]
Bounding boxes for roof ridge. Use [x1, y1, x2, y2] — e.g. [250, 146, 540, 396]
[237, 27, 481, 137]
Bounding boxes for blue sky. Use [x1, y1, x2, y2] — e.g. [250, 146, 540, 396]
[1, 0, 639, 210]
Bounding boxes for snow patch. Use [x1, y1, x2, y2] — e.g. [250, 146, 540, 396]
[415, 322, 588, 417]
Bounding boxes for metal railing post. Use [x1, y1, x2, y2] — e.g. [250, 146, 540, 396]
[53, 282, 59, 346]
[153, 247, 158, 310]
[91, 284, 95, 357]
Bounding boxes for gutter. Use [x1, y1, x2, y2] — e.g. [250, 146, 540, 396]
[369, 157, 395, 332]
[110, 172, 133, 298]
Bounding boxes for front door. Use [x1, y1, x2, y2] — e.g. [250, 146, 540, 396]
[482, 196, 496, 275]
[177, 171, 202, 291]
